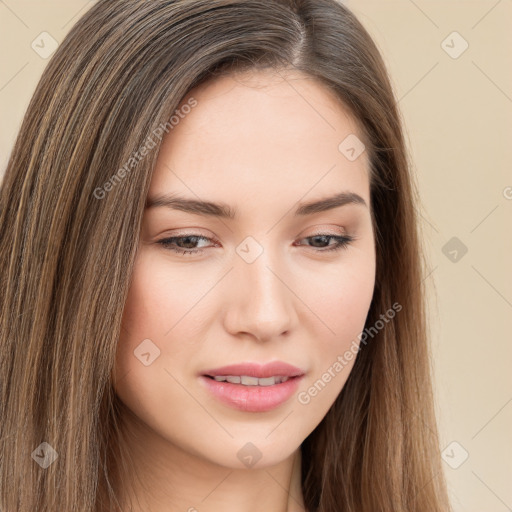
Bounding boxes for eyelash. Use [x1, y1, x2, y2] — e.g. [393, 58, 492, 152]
[157, 233, 355, 256]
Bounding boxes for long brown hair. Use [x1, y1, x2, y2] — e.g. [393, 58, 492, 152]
[0, 1, 451, 510]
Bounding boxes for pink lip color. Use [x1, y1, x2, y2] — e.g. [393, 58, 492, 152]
[202, 361, 304, 379]
[199, 375, 303, 412]
[199, 361, 305, 412]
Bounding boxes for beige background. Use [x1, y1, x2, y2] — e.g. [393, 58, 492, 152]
[1, 1, 511, 510]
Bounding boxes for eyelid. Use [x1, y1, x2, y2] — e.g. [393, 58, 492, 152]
[297, 224, 349, 238]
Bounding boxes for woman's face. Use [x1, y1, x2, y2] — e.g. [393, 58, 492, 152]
[114, 69, 376, 470]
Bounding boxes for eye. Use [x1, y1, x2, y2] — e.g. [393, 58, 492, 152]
[294, 233, 355, 252]
[157, 234, 215, 256]
[156, 232, 356, 257]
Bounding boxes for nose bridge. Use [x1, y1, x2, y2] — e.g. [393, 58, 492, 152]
[225, 239, 296, 340]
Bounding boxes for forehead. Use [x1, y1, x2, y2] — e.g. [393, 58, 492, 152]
[149, 69, 370, 207]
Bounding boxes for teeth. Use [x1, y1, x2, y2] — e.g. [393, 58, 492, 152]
[212, 375, 290, 386]
[257, 377, 278, 386]
[241, 375, 259, 386]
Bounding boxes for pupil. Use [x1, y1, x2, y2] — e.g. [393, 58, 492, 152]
[311, 235, 328, 247]
[180, 236, 198, 248]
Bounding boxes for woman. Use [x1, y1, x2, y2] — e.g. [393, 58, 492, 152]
[0, 0, 452, 510]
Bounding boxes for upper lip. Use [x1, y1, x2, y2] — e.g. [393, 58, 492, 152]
[201, 361, 305, 379]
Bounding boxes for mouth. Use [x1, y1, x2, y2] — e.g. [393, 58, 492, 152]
[199, 361, 305, 412]
[201, 361, 305, 380]
[204, 374, 293, 386]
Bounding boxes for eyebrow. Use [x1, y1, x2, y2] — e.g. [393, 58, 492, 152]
[145, 191, 367, 219]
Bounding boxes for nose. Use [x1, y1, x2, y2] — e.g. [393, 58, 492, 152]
[223, 250, 298, 343]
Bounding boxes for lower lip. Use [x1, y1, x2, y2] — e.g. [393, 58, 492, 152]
[199, 375, 303, 412]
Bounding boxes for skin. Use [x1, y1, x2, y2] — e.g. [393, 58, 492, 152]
[112, 68, 376, 512]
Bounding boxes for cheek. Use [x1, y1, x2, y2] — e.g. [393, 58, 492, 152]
[119, 249, 215, 340]
[114, 250, 216, 393]
[295, 253, 375, 407]
[114, 253, 173, 389]
[113, 253, 194, 432]
[300, 251, 376, 344]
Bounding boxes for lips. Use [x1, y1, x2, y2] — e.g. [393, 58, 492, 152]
[201, 361, 305, 379]
[199, 361, 306, 412]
